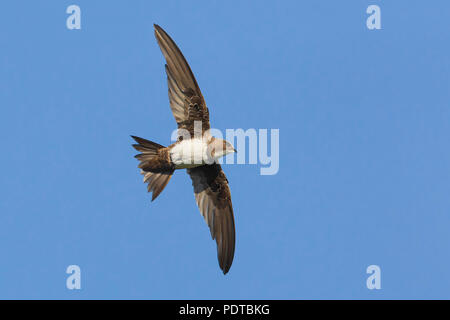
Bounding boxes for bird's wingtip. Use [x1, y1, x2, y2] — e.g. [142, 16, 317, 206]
[153, 24, 162, 32]
[222, 264, 231, 275]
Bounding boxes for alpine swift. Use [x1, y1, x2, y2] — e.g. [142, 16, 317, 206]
[131, 25, 237, 274]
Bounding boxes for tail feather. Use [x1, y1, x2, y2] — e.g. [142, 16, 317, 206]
[131, 135, 174, 201]
[142, 170, 173, 201]
[131, 135, 164, 155]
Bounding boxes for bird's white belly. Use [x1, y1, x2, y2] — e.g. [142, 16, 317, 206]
[170, 138, 210, 169]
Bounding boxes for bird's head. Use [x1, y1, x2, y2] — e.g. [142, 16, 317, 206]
[208, 137, 237, 160]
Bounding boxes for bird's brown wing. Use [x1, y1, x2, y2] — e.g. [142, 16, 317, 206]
[187, 164, 235, 274]
[154, 24, 210, 138]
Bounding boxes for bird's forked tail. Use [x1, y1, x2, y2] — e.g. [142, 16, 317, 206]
[131, 135, 174, 201]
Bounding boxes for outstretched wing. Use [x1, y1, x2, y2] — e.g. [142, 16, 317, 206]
[187, 164, 235, 274]
[154, 24, 210, 137]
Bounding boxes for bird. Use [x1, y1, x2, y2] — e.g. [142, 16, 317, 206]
[131, 24, 237, 274]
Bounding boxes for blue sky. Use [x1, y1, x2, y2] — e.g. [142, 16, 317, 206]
[1, 1, 450, 299]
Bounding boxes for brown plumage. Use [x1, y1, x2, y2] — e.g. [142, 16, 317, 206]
[131, 24, 236, 274]
[188, 164, 235, 274]
[131, 136, 174, 201]
[155, 24, 211, 137]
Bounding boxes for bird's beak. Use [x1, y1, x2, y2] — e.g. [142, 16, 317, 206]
[233, 147, 237, 153]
